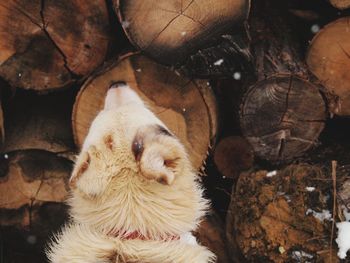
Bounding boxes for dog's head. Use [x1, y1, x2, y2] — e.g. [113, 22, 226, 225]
[70, 82, 189, 197]
[69, 83, 207, 237]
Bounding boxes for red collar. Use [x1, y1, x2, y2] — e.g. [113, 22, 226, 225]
[108, 230, 180, 241]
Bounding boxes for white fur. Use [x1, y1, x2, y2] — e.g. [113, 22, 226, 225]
[47, 85, 215, 263]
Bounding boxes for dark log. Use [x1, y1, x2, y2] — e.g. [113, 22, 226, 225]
[213, 136, 254, 179]
[0, 0, 110, 91]
[0, 89, 76, 156]
[307, 17, 350, 116]
[72, 54, 218, 170]
[0, 150, 71, 229]
[114, 0, 250, 66]
[226, 164, 339, 263]
[239, 1, 327, 162]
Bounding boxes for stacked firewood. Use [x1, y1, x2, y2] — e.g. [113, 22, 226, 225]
[1, 0, 350, 262]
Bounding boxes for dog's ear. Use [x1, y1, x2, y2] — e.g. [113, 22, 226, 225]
[133, 125, 187, 185]
[69, 146, 108, 198]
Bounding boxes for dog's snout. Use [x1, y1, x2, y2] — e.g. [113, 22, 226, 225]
[104, 82, 144, 110]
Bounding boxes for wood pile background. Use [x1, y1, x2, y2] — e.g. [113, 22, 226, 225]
[1, 0, 350, 262]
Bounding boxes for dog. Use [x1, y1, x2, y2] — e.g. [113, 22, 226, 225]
[47, 82, 216, 263]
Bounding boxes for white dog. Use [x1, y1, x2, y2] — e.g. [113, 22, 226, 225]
[47, 82, 216, 263]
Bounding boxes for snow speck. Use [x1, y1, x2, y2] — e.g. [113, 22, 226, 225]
[266, 171, 277, 177]
[214, 59, 224, 66]
[306, 209, 332, 222]
[27, 235, 37, 245]
[291, 250, 314, 261]
[18, 73, 22, 78]
[182, 108, 186, 112]
[181, 31, 187, 36]
[206, 82, 210, 86]
[306, 186, 315, 192]
[284, 194, 292, 203]
[233, 72, 242, 80]
[279, 246, 286, 254]
[4, 154, 8, 159]
[136, 68, 142, 72]
[122, 21, 130, 28]
[222, 176, 226, 179]
[311, 24, 320, 34]
[336, 222, 350, 259]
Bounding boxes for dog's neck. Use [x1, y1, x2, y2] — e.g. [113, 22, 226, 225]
[69, 169, 208, 240]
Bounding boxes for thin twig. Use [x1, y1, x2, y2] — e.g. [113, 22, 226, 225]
[330, 160, 337, 263]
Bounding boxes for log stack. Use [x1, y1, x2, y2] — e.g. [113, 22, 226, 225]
[1, 0, 350, 262]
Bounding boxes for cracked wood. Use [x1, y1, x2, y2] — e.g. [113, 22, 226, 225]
[307, 17, 350, 116]
[114, 0, 250, 65]
[240, 76, 326, 162]
[0, 150, 71, 228]
[0, 0, 110, 91]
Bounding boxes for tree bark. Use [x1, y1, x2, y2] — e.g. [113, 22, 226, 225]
[0, 0, 110, 91]
[307, 17, 350, 116]
[114, 0, 250, 66]
[239, 1, 327, 162]
[226, 164, 339, 263]
[72, 53, 218, 171]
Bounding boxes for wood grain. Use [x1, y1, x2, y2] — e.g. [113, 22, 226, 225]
[0, 0, 110, 91]
[114, 0, 250, 65]
[307, 17, 350, 116]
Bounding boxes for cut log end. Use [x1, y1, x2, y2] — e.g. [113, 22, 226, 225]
[114, 0, 250, 65]
[72, 54, 217, 170]
[0, 0, 110, 91]
[329, 0, 350, 9]
[240, 76, 327, 162]
[213, 136, 254, 178]
[307, 17, 350, 116]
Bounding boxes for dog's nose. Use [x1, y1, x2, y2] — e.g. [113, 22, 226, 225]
[104, 82, 144, 110]
[110, 81, 127, 89]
